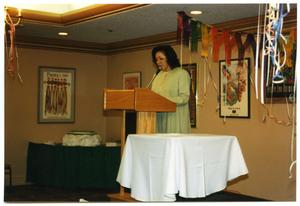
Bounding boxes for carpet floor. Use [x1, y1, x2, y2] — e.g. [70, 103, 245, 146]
[4, 184, 268, 202]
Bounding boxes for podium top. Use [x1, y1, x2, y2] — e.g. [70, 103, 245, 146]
[104, 88, 176, 112]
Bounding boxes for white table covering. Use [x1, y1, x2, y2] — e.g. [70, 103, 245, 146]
[116, 134, 248, 202]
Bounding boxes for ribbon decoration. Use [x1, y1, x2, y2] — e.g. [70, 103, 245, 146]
[200, 24, 210, 57]
[190, 20, 201, 52]
[177, 11, 191, 46]
[249, 76, 294, 127]
[235, 33, 257, 66]
[223, 30, 236, 65]
[255, 4, 262, 100]
[211, 28, 238, 64]
[183, 14, 191, 46]
[199, 57, 219, 108]
[5, 9, 23, 83]
[271, 4, 289, 84]
[177, 11, 184, 44]
[211, 27, 224, 62]
[262, 4, 289, 84]
[6, 14, 17, 78]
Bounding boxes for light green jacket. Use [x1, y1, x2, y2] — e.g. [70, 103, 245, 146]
[151, 67, 191, 133]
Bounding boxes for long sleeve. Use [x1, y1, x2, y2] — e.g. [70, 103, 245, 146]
[164, 70, 190, 105]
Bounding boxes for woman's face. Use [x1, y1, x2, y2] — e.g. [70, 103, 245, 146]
[155, 51, 170, 71]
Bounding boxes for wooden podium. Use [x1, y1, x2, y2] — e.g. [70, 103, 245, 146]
[103, 88, 176, 201]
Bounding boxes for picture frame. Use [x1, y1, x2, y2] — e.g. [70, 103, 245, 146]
[219, 58, 250, 118]
[38, 66, 76, 123]
[123, 72, 141, 89]
[264, 53, 296, 104]
[182, 63, 197, 128]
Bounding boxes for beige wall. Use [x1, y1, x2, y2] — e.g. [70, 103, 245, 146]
[5, 45, 296, 201]
[105, 45, 296, 201]
[5, 48, 108, 184]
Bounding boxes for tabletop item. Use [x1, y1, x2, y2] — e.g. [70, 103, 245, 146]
[62, 130, 103, 146]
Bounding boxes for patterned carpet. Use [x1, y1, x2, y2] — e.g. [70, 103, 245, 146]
[4, 185, 268, 202]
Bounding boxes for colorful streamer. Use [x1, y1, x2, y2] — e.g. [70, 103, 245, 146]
[223, 30, 236, 65]
[200, 24, 210, 57]
[177, 11, 184, 44]
[235, 33, 257, 66]
[5, 9, 23, 82]
[191, 20, 201, 52]
[177, 11, 191, 46]
[211, 27, 224, 62]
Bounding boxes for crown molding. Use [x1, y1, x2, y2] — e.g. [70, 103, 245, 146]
[14, 8, 297, 55]
[14, 35, 108, 54]
[6, 4, 148, 26]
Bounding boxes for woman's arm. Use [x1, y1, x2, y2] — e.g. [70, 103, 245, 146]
[166, 70, 190, 105]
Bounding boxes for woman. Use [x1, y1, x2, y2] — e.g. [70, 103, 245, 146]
[151, 45, 191, 133]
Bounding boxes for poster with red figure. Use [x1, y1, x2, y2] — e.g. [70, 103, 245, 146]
[219, 58, 250, 118]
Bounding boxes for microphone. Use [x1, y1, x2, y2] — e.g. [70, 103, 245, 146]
[147, 69, 160, 88]
[156, 68, 161, 75]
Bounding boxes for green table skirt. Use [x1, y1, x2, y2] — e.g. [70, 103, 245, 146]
[26, 142, 121, 189]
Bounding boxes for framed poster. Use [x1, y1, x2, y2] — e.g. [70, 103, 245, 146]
[123, 72, 141, 89]
[264, 48, 296, 103]
[219, 58, 250, 118]
[38, 66, 75, 123]
[182, 63, 197, 128]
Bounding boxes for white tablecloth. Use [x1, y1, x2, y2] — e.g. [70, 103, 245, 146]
[116, 134, 248, 202]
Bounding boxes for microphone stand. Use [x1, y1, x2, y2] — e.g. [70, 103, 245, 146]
[146, 70, 160, 88]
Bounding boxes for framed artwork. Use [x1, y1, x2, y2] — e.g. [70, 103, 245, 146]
[38, 66, 76, 123]
[123, 72, 141, 89]
[219, 58, 250, 118]
[182, 63, 197, 128]
[264, 48, 296, 103]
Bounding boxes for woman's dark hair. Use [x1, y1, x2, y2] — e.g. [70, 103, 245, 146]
[151, 45, 181, 69]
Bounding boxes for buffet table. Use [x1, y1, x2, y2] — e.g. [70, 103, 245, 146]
[26, 142, 120, 189]
[117, 134, 248, 201]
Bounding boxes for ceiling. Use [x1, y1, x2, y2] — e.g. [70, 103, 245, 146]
[5, 3, 297, 53]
